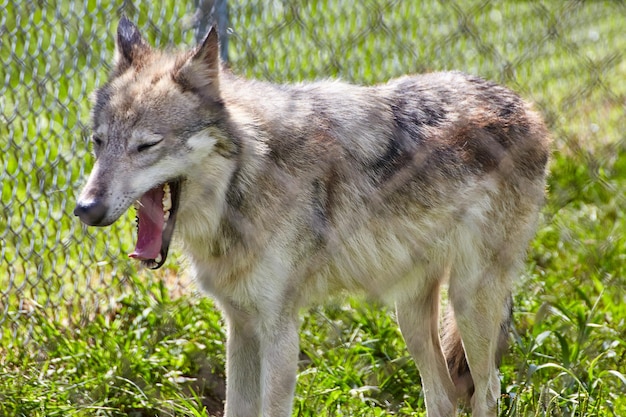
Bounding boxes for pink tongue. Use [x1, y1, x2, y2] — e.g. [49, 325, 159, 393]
[129, 186, 165, 260]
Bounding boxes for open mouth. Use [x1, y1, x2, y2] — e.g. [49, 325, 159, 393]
[129, 179, 181, 269]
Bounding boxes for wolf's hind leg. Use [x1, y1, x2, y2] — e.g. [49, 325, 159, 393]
[448, 264, 513, 417]
[396, 278, 458, 417]
[442, 294, 512, 406]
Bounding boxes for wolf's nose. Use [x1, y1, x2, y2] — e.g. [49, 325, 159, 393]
[74, 200, 108, 226]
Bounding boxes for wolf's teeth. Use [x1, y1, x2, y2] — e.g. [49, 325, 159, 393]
[162, 183, 172, 212]
[163, 210, 170, 222]
[133, 201, 140, 210]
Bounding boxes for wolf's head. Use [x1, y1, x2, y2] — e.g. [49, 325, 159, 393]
[74, 17, 226, 269]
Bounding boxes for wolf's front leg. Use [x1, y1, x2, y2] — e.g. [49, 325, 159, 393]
[259, 316, 300, 417]
[223, 308, 262, 417]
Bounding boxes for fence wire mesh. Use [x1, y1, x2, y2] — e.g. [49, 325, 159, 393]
[1, 0, 626, 414]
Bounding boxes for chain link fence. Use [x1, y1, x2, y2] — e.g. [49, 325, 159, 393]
[1, 0, 625, 408]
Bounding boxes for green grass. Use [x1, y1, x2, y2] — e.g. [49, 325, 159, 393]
[2, 0, 626, 416]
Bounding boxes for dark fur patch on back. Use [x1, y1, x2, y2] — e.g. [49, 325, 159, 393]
[392, 79, 448, 128]
[369, 81, 450, 183]
[370, 130, 416, 183]
[451, 125, 508, 174]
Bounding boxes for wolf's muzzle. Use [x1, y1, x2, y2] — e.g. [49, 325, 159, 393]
[74, 200, 109, 226]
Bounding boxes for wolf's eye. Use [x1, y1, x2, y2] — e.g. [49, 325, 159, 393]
[137, 139, 163, 152]
[92, 135, 103, 147]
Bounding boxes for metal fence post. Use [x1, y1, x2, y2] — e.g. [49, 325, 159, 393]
[192, 0, 229, 63]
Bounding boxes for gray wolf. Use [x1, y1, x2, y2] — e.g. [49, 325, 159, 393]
[74, 17, 550, 417]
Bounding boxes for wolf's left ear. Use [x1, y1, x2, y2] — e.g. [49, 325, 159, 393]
[174, 27, 221, 99]
[114, 16, 150, 73]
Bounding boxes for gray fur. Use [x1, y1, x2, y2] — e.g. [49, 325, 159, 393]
[75, 18, 550, 417]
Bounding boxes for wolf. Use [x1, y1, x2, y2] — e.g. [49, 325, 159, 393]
[74, 17, 550, 417]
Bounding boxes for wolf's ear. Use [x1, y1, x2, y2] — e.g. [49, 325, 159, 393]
[173, 27, 221, 99]
[193, 26, 220, 70]
[114, 16, 150, 72]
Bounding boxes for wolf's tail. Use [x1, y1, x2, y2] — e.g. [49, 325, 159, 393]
[441, 294, 513, 404]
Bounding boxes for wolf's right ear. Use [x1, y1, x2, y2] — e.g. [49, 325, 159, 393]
[114, 16, 150, 73]
[192, 26, 220, 70]
[173, 26, 221, 100]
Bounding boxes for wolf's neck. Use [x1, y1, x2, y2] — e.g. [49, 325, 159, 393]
[220, 71, 318, 137]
